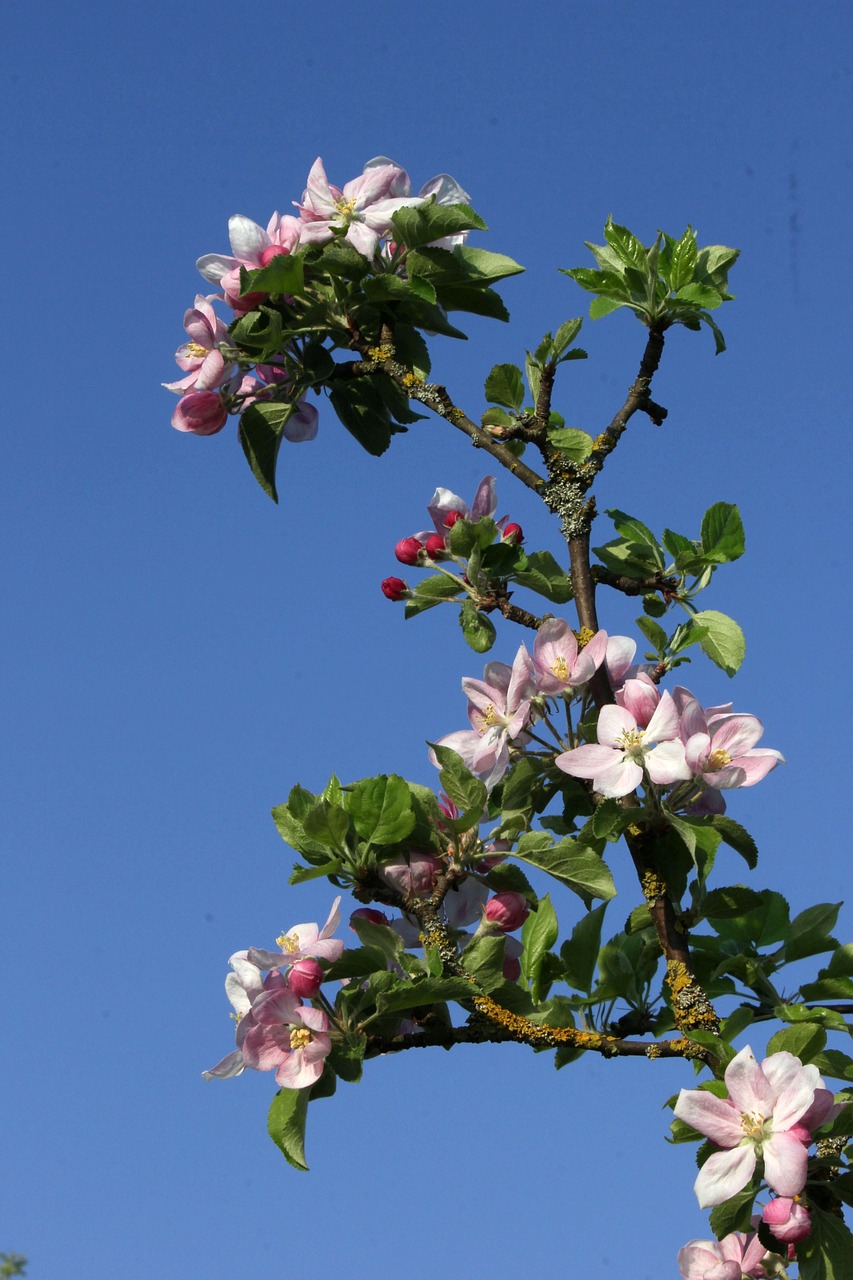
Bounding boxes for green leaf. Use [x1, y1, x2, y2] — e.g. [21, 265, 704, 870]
[267, 1087, 310, 1171]
[603, 216, 646, 268]
[447, 516, 498, 558]
[525, 351, 541, 404]
[692, 610, 746, 676]
[560, 904, 607, 993]
[552, 317, 583, 357]
[229, 306, 284, 359]
[797, 1206, 853, 1279]
[513, 836, 617, 902]
[766, 1021, 827, 1061]
[348, 775, 415, 847]
[431, 742, 488, 821]
[605, 509, 665, 568]
[242, 252, 305, 297]
[390, 200, 487, 250]
[669, 227, 697, 292]
[453, 245, 525, 283]
[674, 283, 723, 309]
[461, 934, 510, 991]
[694, 245, 740, 292]
[547, 427, 594, 462]
[481, 406, 513, 428]
[325, 946, 390, 981]
[374, 976, 474, 1015]
[708, 1183, 758, 1237]
[636, 616, 667, 655]
[700, 503, 745, 563]
[303, 799, 351, 849]
[521, 892, 559, 1001]
[720, 1005, 755, 1044]
[594, 538, 662, 579]
[237, 401, 297, 503]
[485, 363, 525, 410]
[512, 550, 573, 603]
[459, 600, 497, 653]
[403, 573, 463, 617]
[589, 295, 624, 319]
[393, 323, 431, 379]
[702, 886, 765, 920]
[709, 816, 759, 869]
[328, 382, 392, 456]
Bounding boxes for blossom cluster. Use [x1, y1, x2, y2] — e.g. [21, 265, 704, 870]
[436, 625, 782, 811]
[165, 157, 469, 439]
[676, 1045, 845, 1275]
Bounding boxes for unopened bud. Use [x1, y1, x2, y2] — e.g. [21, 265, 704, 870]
[502, 523, 524, 543]
[259, 244, 291, 267]
[761, 1197, 812, 1243]
[394, 536, 424, 566]
[350, 907, 391, 929]
[424, 534, 446, 558]
[381, 576, 409, 601]
[444, 510, 464, 529]
[287, 958, 324, 999]
[379, 853, 441, 899]
[484, 891, 530, 932]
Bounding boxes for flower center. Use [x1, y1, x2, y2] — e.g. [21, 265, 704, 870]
[618, 727, 645, 757]
[185, 342, 208, 359]
[334, 195, 358, 222]
[707, 748, 732, 770]
[478, 704, 500, 730]
[290, 1027, 312, 1051]
[740, 1110, 769, 1141]
[276, 930, 300, 954]
[551, 657, 570, 681]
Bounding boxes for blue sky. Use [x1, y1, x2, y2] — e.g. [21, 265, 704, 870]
[2, 2, 851, 1276]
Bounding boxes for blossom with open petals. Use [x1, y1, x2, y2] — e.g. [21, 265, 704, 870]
[425, 476, 498, 536]
[202, 951, 286, 1081]
[296, 157, 424, 258]
[247, 897, 344, 972]
[532, 619, 608, 696]
[674, 1046, 840, 1207]
[555, 682, 689, 798]
[675, 688, 784, 791]
[196, 211, 301, 312]
[364, 155, 471, 248]
[677, 1231, 768, 1279]
[432, 645, 535, 790]
[241, 989, 331, 1089]
[162, 293, 234, 394]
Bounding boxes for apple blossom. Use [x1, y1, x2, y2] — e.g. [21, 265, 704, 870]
[675, 687, 784, 791]
[426, 475, 498, 537]
[381, 577, 409, 601]
[202, 952, 286, 1081]
[673, 1046, 840, 1207]
[247, 897, 344, 972]
[170, 389, 229, 436]
[287, 958, 325, 1000]
[362, 155, 472, 248]
[677, 1231, 768, 1279]
[196, 211, 302, 312]
[433, 645, 536, 791]
[483, 891, 530, 932]
[242, 989, 331, 1089]
[162, 294, 234, 395]
[555, 683, 689, 799]
[379, 853, 442, 899]
[532, 618, 609, 697]
[296, 157, 424, 259]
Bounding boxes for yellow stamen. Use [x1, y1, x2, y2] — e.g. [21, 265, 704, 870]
[334, 196, 357, 219]
[185, 342, 208, 359]
[276, 930, 300, 954]
[290, 1027, 312, 1051]
[551, 657, 570, 681]
[740, 1110, 766, 1139]
[707, 748, 732, 770]
[478, 704, 500, 730]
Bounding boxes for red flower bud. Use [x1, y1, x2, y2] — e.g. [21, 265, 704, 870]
[503, 953, 522, 982]
[484, 891, 530, 932]
[424, 534, 446, 558]
[350, 907, 391, 929]
[287, 958, 324, 999]
[394, 536, 424, 565]
[381, 576, 409, 601]
[444, 510, 464, 529]
[259, 244, 290, 267]
[502, 523, 524, 543]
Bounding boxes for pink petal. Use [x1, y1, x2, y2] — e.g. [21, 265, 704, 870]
[619, 676, 660, 729]
[646, 740, 691, 785]
[470, 475, 497, 519]
[201, 1049, 245, 1081]
[709, 714, 764, 758]
[644, 689, 680, 743]
[693, 1145, 757, 1208]
[596, 704, 637, 748]
[724, 1046, 775, 1115]
[594, 757, 643, 798]
[554, 744, 620, 779]
[762, 1131, 809, 1197]
[276, 1047, 325, 1089]
[674, 1089, 745, 1146]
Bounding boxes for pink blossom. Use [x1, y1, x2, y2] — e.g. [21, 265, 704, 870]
[674, 1046, 840, 1207]
[242, 989, 331, 1089]
[532, 619, 609, 696]
[603, 635, 656, 690]
[196, 211, 302, 312]
[443, 877, 489, 928]
[555, 684, 689, 799]
[247, 898, 344, 972]
[675, 688, 784, 791]
[171, 389, 229, 436]
[163, 294, 234, 394]
[434, 645, 536, 790]
[677, 1231, 768, 1279]
[761, 1196, 811, 1243]
[287, 958, 324, 1000]
[364, 156, 471, 248]
[426, 476, 498, 536]
[379, 853, 442, 899]
[202, 952, 286, 1081]
[295, 157, 424, 259]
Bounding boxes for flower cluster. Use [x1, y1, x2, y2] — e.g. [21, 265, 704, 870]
[165, 157, 468, 439]
[203, 899, 343, 1089]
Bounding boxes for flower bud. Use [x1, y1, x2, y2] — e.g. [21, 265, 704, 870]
[287, 958, 324, 999]
[503, 936, 523, 981]
[761, 1197, 812, 1243]
[502, 522, 524, 543]
[424, 534, 446, 558]
[444, 510, 463, 529]
[381, 576, 409, 601]
[171, 390, 228, 436]
[379, 853, 441, 899]
[484, 891, 530, 932]
[259, 244, 290, 267]
[394, 536, 424, 566]
[349, 907, 390, 929]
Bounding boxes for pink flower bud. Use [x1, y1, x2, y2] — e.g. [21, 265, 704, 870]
[287, 958, 324, 999]
[349, 907, 390, 929]
[484, 891, 530, 932]
[379, 853, 441, 899]
[762, 1197, 812, 1243]
[424, 534, 446, 558]
[444, 510, 463, 529]
[381, 576, 409, 601]
[171, 390, 228, 436]
[259, 244, 290, 267]
[394, 536, 424, 565]
[502, 522, 524, 543]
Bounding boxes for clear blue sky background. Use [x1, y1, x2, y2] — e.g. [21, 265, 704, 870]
[3, 2, 851, 1276]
